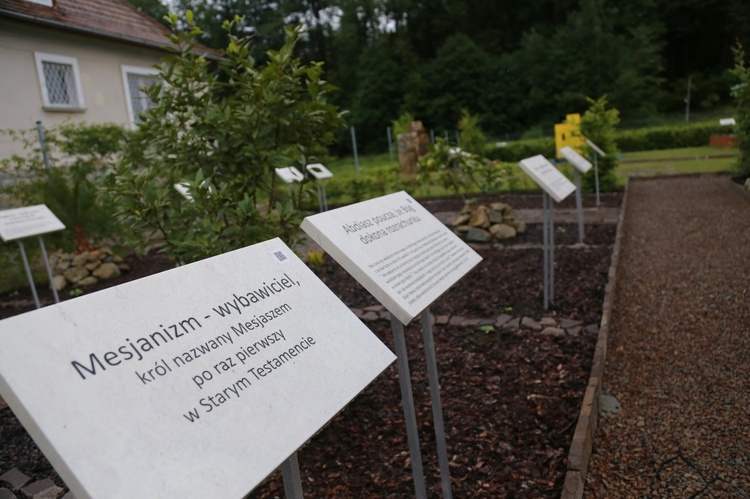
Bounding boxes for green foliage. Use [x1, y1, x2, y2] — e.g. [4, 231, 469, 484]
[580, 95, 620, 192]
[391, 112, 415, 136]
[106, 15, 344, 265]
[486, 137, 556, 163]
[615, 121, 731, 151]
[458, 110, 488, 156]
[0, 123, 130, 251]
[418, 138, 503, 196]
[305, 248, 325, 271]
[730, 42, 750, 177]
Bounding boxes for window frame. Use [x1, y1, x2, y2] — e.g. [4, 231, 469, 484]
[34, 52, 86, 111]
[121, 65, 159, 128]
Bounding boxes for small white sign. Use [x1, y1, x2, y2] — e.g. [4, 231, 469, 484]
[306, 163, 333, 180]
[585, 139, 606, 157]
[0, 239, 395, 499]
[0, 205, 65, 242]
[300, 192, 482, 325]
[720, 117, 736, 126]
[275, 166, 304, 184]
[558, 146, 593, 174]
[518, 155, 576, 203]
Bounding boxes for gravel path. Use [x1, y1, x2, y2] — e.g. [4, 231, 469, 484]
[585, 175, 750, 497]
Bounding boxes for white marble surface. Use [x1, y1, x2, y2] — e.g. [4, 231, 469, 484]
[0, 239, 394, 499]
[301, 191, 482, 325]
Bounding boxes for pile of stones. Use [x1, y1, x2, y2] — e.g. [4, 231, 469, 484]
[452, 202, 527, 243]
[49, 247, 129, 291]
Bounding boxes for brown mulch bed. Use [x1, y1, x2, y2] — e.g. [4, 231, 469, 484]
[0, 192, 619, 498]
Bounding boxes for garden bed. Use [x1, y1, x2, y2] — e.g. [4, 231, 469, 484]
[0, 192, 621, 498]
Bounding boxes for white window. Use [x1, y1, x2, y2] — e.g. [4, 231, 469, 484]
[122, 66, 159, 127]
[34, 52, 85, 111]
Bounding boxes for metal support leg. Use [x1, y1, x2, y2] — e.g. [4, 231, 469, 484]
[316, 183, 324, 212]
[18, 240, 40, 309]
[420, 309, 452, 499]
[281, 452, 304, 499]
[38, 236, 59, 303]
[542, 193, 549, 311]
[550, 198, 555, 303]
[594, 154, 600, 208]
[574, 170, 584, 244]
[390, 314, 427, 499]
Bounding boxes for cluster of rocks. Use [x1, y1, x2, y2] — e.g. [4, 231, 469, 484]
[49, 248, 129, 291]
[451, 202, 527, 243]
[0, 468, 71, 499]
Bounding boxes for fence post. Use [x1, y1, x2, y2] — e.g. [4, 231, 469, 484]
[350, 126, 360, 174]
[387, 126, 394, 162]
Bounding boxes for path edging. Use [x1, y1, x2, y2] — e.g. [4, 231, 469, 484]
[560, 180, 630, 499]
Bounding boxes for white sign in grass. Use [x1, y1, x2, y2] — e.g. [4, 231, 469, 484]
[518, 155, 576, 203]
[0, 205, 65, 242]
[720, 117, 736, 126]
[0, 239, 395, 499]
[558, 146, 592, 174]
[306, 163, 333, 180]
[275, 166, 304, 183]
[300, 191, 482, 325]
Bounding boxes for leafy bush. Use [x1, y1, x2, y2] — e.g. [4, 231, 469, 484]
[106, 14, 344, 264]
[458, 110, 488, 156]
[581, 96, 620, 192]
[418, 138, 504, 196]
[615, 121, 731, 152]
[730, 42, 750, 177]
[0, 122, 129, 251]
[486, 137, 555, 163]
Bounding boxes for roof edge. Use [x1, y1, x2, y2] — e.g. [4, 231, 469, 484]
[0, 8, 222, 60]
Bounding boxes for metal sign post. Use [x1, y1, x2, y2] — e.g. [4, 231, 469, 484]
[573, 169, 584, 244]
[420, 308, 453, 499]
[305, 164, 334, 213]
[275, 167, 305, 200]
[390, 314, 428, 499]
[1, 205, 65, 309]
[585, 139, 606, 208]
[281, 453, 304, 499]
[542, 192, 556, 310]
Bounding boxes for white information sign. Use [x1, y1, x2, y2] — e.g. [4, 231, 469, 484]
[720, 117, 736, 126]
[0, 205, 65, 242]
[275, 166, 304, 184]
[306, 163, 333, 180]
[518, 155, 576, 203]
[585, 138, 606, 157]
[558, 146, 593, 174]
[300, 191, 482, 325]
[0, 239, 395, 499]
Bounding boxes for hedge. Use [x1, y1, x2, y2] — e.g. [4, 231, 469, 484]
[487, 121, 735, 162]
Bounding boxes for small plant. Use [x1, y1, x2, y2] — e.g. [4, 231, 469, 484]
[478, 324, 495, 334]
[306, 248, 326, 271]
[418, 138, 504, 196]
[580, 95, 620, 192]
[556, 226, 566, 234]
[69, 288, 84, 298]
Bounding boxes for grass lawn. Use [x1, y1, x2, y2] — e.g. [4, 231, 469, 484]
[617, 146, 738, 182]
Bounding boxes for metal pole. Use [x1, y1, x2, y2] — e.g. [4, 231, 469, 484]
[35, 121, 52, 171]
[574, 170, 584, 244]
[390, 314, 427, 499]
[593, 154, 600, 208]
[542, 193, 549, 310]
[38, 236, 59, 303]
[387, 127, 394, 163]
[550, 196, 555, 303]
[281, 452, 304, 499]
[350, 126, 360, 174]
[685, 76, 691, 123]
[321, 183, 328, 212]
[430, 129, 435, 144]
[455, 131, 460, 148]
[420, 309, 452, 499]
[18, 240, 41, 309]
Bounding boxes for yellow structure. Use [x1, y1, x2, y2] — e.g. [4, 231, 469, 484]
[554, 113, 586, 158]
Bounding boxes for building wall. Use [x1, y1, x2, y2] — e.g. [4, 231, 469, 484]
[0, 18, 166, 160]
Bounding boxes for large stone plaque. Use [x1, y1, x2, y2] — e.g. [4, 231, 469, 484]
[518, 155, 576, 203]
[0, 239, 395, 499]
[0, 205, 65, 242]
[300, 191, 482, 324]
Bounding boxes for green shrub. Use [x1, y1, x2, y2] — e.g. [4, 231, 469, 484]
[486, 137, 555, 162]
[615, 121, 731, 152]
[458, 110, 488, 156]
[418, 138, 504, 196]
[581, 95, 620, 192]
[730, 42, 750, 177]
[0, 122, 130, 252]
[106, 14, 344, 264]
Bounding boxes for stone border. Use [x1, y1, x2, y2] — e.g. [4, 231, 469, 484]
[561, 179, 630, 498]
